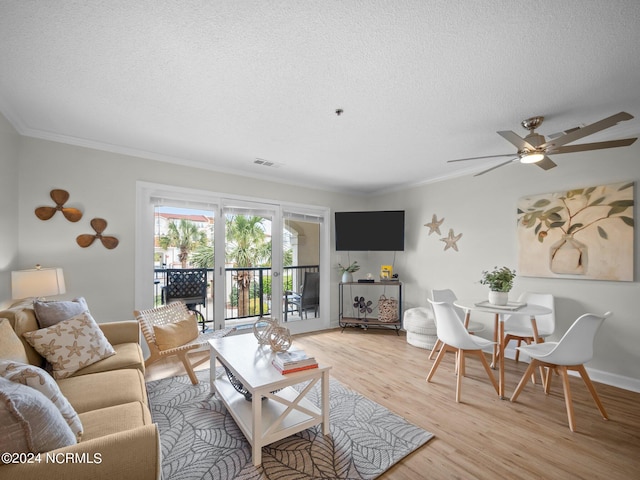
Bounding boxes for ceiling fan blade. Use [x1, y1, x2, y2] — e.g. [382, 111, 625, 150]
[35, 206, 57, 220]
[535, 156, 557, 171]
[548, 126, 581, 140]
[76, 234, 96, 248]
[473, 158, 517, 176]
[447, 153, 514, 163]
[540, 111, 634, 150]
[548, 138, 637, 154]
[497, 131, 535, 151]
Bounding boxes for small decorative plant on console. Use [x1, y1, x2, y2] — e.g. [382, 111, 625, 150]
[480, 266, 516, 305]
[338, 261, 360, 283]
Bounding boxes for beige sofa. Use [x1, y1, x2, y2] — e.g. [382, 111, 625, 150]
[0, 300, 161, 480]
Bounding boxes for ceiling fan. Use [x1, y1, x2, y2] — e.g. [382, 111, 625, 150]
[448, 111, 637, 176]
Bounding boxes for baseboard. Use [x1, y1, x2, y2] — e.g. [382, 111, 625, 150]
[501, 345, 640, 393]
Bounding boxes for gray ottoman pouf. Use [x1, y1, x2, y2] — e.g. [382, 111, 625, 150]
[403, 307, 438, 350]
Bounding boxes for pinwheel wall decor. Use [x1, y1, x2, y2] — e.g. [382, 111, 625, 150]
[76, 218, 119, 249]
[35, 189, 83, 222]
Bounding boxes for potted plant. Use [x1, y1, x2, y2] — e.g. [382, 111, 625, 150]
[338, 261, 360, 283]
[480, 266, 516, 305]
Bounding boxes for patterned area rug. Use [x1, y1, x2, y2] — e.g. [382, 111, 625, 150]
[147, 369, 434, 480]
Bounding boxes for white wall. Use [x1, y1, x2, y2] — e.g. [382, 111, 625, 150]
[11, 134, 360, 323]
[0, 113, 19, 306]
[368, 141, 640, 390]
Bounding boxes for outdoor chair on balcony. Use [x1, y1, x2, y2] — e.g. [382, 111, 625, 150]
[285, 272, 320, 320]
[134, 302, 236, 385]
[162, 268, 209, 331]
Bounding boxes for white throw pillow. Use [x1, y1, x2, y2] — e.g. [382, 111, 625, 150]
[22, 311, 116, 379]
[0, 377, 76, 454]
[0, 360, 83, 441]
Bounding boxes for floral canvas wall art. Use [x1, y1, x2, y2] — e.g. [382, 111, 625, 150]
[517, 181, 634, 281]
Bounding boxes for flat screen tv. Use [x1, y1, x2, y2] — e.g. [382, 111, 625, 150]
[335, 210, 405, 251]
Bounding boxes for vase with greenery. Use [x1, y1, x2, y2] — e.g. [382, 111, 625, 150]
[338, 261, 360, 283]
[480, 266, 516, 305]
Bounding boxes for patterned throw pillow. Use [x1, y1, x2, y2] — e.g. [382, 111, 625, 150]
[33, 297, 90, 328]
[0, 377, 76, 454]
[0, 360, 83, 440]
[22, 312, 116, 379]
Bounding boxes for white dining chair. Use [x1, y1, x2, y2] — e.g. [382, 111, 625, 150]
[427, 299, 498, 403]
[429, 289, 485, 360]
[503, 292, 555, 362]
[496, 292, 555, 385]
[510, 311, 611, 432]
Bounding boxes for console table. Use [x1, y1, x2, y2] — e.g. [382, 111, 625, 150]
[338, 281, 402, 333]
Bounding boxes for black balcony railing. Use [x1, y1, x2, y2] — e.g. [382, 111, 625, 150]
[153, 265, 319, 324]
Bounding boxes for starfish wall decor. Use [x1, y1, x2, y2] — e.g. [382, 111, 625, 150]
[440, 229, 463, 251]
[424, 213, 464, 252]
[424, 214, 444, 235]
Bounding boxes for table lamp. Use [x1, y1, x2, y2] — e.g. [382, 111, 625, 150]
[11, 264, 66, 300]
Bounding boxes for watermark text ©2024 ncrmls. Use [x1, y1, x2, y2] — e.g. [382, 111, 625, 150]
[1, 452, 102, 464]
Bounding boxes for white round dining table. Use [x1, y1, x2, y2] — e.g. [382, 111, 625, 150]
[453, 299, 552, 399]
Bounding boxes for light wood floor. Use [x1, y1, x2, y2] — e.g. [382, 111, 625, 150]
[145, 328, 640, 480]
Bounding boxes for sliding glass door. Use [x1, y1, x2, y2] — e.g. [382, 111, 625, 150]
[136, 182, 330, 334]
[220, 201, 281, 328]
[282, 210, 322, 323]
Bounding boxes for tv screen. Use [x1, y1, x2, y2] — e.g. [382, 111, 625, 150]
[335, 210, 405, 251]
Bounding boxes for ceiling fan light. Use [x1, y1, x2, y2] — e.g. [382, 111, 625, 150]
[521, 152, 545, 164]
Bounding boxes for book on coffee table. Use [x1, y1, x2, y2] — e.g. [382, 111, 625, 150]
[273, 347, 317, 370]
[272, 361, 318, 374]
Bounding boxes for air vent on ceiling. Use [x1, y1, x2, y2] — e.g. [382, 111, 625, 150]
[254, 158, 282, 168]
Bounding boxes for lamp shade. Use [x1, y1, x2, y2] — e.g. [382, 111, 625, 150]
[11, 267, 66, 299]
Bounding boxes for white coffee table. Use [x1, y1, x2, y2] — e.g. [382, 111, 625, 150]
[209, 334, 331, 466]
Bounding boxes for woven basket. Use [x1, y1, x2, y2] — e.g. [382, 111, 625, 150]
[377, 295, 399, 322]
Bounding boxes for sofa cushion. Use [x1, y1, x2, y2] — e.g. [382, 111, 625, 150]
[0, 377, 76, 454]
[23, 312, 116, 379]
[57, 368, 148, 414]
[71, 342, 145, 376]
[0, 302, 43, 366]
[153, 316, 199, 350]
[0, 360, 83, 441]
[0, 318, 29, 364]
[78, 401, 152, 442]
[33, 297, 90, 328]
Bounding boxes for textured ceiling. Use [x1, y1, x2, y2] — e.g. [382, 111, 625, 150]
[1, 1, 639, 194]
